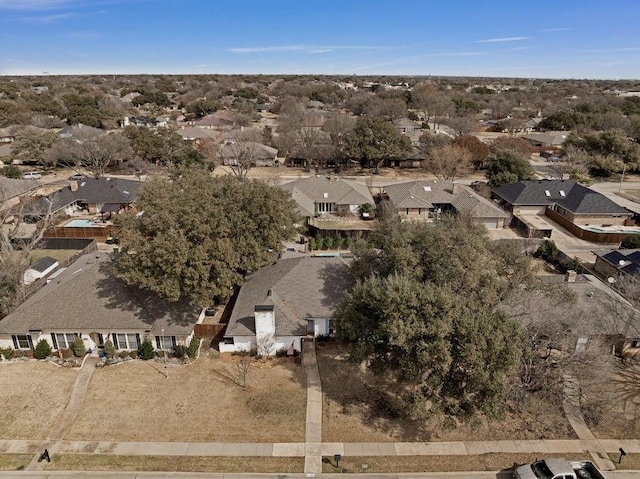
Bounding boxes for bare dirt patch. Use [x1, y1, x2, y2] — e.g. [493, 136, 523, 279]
[65, 350, 306, 442]
[318, 342, 574, 442]
[0, 361, 78, 439]
[45, 455, 304, 473]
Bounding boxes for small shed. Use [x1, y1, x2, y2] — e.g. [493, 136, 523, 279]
[23, 256, 59, 285]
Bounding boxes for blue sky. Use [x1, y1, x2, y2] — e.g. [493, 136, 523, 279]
[0, 0, 639, 78]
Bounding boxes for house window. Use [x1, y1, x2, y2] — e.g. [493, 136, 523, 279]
[11, 334, 33, 350]
[328, 319, 335, 335]
[155, 335, 176, 350]
[317, 202, 335, 213]
[51, 333, 77, 349]
[632, 339, 640, 349]
[559, 190, 565, 197]
[113, 333, 140, 350]
[544, 190, 551, 197]
[224, 337, 234, 345]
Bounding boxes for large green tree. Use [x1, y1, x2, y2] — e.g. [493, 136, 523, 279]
[486, 151, 535, 188]
[347, 117, 412, 173]
[115, 171, 299, 305]
[336, 216, 530, 419]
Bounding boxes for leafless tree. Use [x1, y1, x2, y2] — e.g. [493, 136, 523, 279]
[256, 332, 276, 357]
[0, 188, 58, 317]
[231, 354, 252, 390]
[221, 140, 261, 179]
[422, 144, 473, 181]
[47, 131, 133, 178]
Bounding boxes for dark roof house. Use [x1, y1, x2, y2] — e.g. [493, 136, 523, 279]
[492, 180, 631, 218]
[221, 256, 353, 355]
[23, 177, 142, 217]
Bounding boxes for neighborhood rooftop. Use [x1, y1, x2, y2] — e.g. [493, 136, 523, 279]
[226, 256, 352, 338]
[0, 253, 199, 336]
[492, 179, 630, 215]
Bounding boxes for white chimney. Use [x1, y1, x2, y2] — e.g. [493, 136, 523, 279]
[451, 181, 459, 195]
[254, 304, 276, 355]
[566, 270, 577, 283]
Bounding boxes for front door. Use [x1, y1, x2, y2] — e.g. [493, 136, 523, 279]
[306, 320, 315, 336]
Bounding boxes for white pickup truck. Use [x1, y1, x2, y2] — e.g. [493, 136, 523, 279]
[513, 458, 605, 479]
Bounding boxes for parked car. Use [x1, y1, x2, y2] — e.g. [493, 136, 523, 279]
[22, 172, 41, 180]
[513, 458, 604, 479]
[69, 173, 85, 180]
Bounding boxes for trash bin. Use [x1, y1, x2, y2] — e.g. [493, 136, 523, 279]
[113, 247, 119, 253]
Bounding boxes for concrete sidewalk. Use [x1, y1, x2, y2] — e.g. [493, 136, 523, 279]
[303, 341, 323, 474]
[2, 438, 640, 457]
[0, 471, 637, 479]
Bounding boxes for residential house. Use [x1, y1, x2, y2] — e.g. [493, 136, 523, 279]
[58, 124, 103, 139]
[0, 177, 41, 211]
[176, 126, 218, 142]
[500, 273, 640, 359]
[492, 180, 632, 225]
[220, 256, 352, 355]
[394, 118, 422, 134]
[220, 141, 279, 167]
[521, 131, 568, 152]
[280, 176, 374, 217]
[594, 249, 640, 279]
[0, 253, 199, 354]
[383, 180, 509, 228]
[23, 256, 58, 285]
[193, 114, 235, 130]
[20, 177, 142, 220]
[280, 176, 376, 237]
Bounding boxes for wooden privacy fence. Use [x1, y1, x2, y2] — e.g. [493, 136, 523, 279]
[44, 226, 117, 241]
[545, 207, 633, 244]
[194, 324, 226, 338]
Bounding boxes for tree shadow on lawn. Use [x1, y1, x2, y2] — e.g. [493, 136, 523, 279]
[317, 341, 434, 442]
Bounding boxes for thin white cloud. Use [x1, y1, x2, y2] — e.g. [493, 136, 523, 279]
[21, 12, 77, 24]
[538, 27, 571, 32]
[228, 44, 388, 54]
[0, 0, 71, 10]
[476, 36, 530, 43]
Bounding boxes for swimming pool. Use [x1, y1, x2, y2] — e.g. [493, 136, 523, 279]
[65, 219, 97, 227]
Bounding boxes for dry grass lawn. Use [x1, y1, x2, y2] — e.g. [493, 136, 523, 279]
[28, 249, 77, 264]
[589, 361, 640, 439]
[609, 453, 640, 470]
[321, 453, 591, 473]
[66, 350, 306, 442]
[0, 454, 31, 471]
[45, 455, 304, 473]
[0, 361, 78, 439]
[318, 342, 574, 442]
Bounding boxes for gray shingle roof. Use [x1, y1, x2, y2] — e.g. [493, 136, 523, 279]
[280, 177, 374, 217]
[451, 186, 509, 219]
[226, 257, 353, 337]
[221, 142, 278, 162]
[492, 180, 630, 215]
[176, 127, 218, 140]
[0, 253, 198, 335]
[25, 177, 142, 215]
[383, 180, 452, 209]
[0, 177, 40, 204]
[28, 256, 58, 273]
